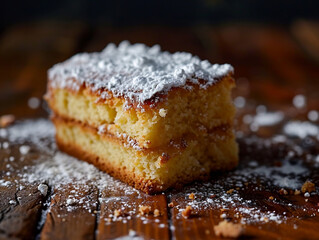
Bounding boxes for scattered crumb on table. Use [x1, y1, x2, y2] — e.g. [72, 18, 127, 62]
[181, 206, 192, 219]
[214, 220, 243, 238]
[139, 205, 151, 215]
[301, 181, 315, 193]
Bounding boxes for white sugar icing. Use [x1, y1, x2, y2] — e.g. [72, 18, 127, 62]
[48, 41, 233, 104]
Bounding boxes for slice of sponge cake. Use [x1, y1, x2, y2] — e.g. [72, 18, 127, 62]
[46, 41, 238, 194]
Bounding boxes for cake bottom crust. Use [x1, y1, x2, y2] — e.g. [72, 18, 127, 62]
[56, 141, 164, 193]
[54, 118, 238, 194]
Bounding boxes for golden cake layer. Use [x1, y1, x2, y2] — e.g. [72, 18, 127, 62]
[46, 76, 235, 149]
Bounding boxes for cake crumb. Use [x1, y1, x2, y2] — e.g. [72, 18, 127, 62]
[168, 202, 174, 208]
[159, 108, 167, 117]
[189, 193, 195, 200]
[269, 196, 274, 200]
[154, 209, 160, 217]
[0, 115, 15, 128]
[214, 220, 243, 238]
[139, 205, 151, 215]
[114, 209, 122, 217]
[301, 181, 315, 193]
[227, 189, 234, 194]
[294, 190, 301, 195]
[182, 206, 192, 219]
[279, 188, 288, 195]
[205, 229, 210, 235]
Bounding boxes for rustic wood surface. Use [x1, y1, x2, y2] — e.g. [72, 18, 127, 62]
[0, 20, 319, 239]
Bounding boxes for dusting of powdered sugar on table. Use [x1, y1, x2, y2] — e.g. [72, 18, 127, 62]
[48, 41, 233, 105]
[1, 119, 140, 195]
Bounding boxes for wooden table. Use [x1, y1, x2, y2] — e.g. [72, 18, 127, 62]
[1, 20, 319, 239]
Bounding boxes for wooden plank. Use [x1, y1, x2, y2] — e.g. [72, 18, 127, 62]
[0, 120, 99, 240]
[0, 138, 50, 240]
[97, 189, 170, 240]
[0, 183, 47, 240]
[40, 184, 98, 240]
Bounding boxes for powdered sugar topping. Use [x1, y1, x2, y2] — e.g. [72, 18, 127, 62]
[48, 41, 233, 104]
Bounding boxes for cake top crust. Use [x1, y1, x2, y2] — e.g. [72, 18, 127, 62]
[48, 41, 233, 104]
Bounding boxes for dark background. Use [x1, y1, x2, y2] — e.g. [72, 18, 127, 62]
[1, 0, 319, 29]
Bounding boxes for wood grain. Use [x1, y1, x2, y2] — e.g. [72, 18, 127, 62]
[98, 190, 169, 240]
[41, 184, 98, 240]
[0, 184, 47, 240]
[0, 142, 49, 240]
[168, 138, 319, 239]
